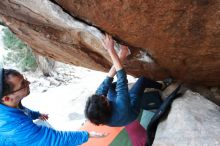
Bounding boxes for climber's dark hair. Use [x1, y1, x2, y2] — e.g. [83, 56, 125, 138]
[85, 94, 112, 125]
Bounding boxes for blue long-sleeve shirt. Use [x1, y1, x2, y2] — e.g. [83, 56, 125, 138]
[18, 105, 41, 120]
[0, 103, 89, 146]
[96, 69, 138, 127]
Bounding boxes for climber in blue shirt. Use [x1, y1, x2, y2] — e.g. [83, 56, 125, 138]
[85, 34, 171, 127]
[0, 68, 107, 146]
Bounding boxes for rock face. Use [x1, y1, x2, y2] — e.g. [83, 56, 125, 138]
[153, 90, 220, 146]
[0, 0, 220, 86]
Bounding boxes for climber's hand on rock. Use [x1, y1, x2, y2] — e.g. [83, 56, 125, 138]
[102, 34, 114, 52]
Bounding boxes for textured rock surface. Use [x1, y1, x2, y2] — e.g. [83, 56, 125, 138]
[153, 90, 220, 146]
[0, 0, 220, 86]
[0, 0, 110, 72]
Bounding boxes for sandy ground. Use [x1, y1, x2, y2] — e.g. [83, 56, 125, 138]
[22, 67, 106, 131]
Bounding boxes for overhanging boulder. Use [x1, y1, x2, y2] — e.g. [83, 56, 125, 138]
[0, 0, 219, 86]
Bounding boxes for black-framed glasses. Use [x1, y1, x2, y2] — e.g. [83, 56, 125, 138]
[5, 78, 30, 95]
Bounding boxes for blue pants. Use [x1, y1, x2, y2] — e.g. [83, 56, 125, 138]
[129, 76, 162, 111]
[108, 76, 162, 112]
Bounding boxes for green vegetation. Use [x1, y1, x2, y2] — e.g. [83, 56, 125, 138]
[0, 22, 4, 26]
[0, 19, 4, 26]
[3, 28, 38, 71]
